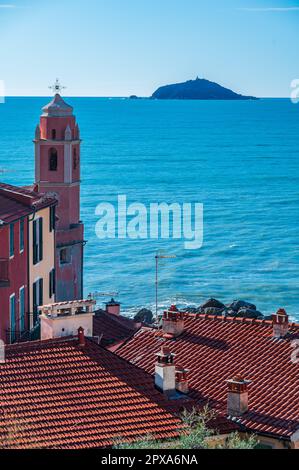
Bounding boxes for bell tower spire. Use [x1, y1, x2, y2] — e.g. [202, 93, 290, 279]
[34, 82, 84, 301]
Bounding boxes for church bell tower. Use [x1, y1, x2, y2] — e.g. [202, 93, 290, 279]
[34, 80, 84, 301]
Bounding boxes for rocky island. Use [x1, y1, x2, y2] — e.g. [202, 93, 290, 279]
[151, 77, 257, 100]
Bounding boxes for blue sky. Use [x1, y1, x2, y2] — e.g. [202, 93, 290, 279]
[0, 0, 298, 97]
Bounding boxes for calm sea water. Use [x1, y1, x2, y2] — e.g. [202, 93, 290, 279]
[0, 97, 298, 319]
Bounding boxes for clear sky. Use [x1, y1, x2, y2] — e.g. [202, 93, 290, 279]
[0, 0, 298, 97]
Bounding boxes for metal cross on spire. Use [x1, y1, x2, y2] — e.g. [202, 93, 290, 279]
[49, 78, 66, 95]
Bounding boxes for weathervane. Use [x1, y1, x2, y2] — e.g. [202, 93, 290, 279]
[49, 78, 66, 95]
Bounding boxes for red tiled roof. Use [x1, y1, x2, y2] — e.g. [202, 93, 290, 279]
[0, 182, 56, 224]
[116, 313, 299, 440]
[93, 310, 140, 349]
[0, 336, 183, 449]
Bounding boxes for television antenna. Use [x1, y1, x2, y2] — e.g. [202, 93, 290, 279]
[87, 291, 119, 304]
[155, 251, 176, 317]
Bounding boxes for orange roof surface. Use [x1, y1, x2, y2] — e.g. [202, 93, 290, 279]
[0, 182, 56, 224]
[0, 336, 183, 449]
[115, 313, 299, 440]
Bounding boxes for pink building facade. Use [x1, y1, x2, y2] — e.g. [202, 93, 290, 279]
[34, 94, 84, 301]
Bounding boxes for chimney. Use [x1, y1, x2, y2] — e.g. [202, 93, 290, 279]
[175, 366, 189, 394]
[226, 375, 251, 417]
[155, 346, 176, 397]
[78, 327, 85, 347]
[39, 299, 96, 340]
[105, 298, 121, 315]
[272, 308, 289, 339]
[162, 305, 184, 338]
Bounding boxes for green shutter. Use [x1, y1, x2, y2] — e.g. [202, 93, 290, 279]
[39, 218, 43, 262]
[33, 220, 37, 264]
[39, 278, 43, 306]
[9, 224, 14, 257]
[20, 219, 24, 252]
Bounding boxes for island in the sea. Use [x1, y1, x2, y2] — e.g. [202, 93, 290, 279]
[151, 77, 257, 100]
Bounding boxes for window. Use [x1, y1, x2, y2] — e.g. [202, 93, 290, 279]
[49, 269, 56, 298]
[19, 286, 25, 332]
[33, 278, 43, 325]
[51, 129, 56, 140]
[33, 217, 43, 265]
[60, 247, 71, 265]
[9, 223, 14, 257]
[49, 206, 56, 232]
[10, 294, 16, 343]
[49, 148, 58, 171]
[73, 148, 78, 170]
[20, 218, 24, 252]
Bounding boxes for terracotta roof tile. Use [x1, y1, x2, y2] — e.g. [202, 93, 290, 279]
[0, 182, 56, 223]
[0, 337, 182, 449]
[116, 313, 299, 440]
[93, 310, 140, 348]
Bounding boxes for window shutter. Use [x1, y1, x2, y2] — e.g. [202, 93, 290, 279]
[9, 224, 14, 257]
[33, 220, 37, 264]
[52, 269, 56, 295]
[20, 219, 24, 252]
[39, 278, 43, 307]
[39, 218, 43, 262]
[50, 206, 56, 232]
[33, 281, 37, 324]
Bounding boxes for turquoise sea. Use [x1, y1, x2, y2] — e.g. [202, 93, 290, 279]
[0, 97, 298, 319]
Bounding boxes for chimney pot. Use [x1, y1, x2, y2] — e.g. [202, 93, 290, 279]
[162, 305, 184, 338]
[78, 327, 85, 347]
[272, 308, 289, 339]
[175, 365, 189, 394]
[106, 298, 121, 315]
[226, 375, 251, 417]
[155, 347, 176, 397]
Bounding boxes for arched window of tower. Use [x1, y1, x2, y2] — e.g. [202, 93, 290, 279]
[73, 148, 78, 170]
[49, 148, 58, 171]
[51, 129, 56, 140]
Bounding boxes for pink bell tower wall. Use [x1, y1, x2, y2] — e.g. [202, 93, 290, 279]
[34, 94, 84, 301]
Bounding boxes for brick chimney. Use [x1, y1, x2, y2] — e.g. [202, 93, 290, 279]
[105, 298, 121, 315]
[175, 366, 189, 394]
[162, 305, 184, 338]
[272, 308, 289, 339]
[155, 346, 176, 397]
[40, 299, 96, 340]
[226, 375, 251, 417]
[78, 327, 85, 347]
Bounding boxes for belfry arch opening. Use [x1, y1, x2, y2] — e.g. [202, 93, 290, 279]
[49, 148, 58, 171]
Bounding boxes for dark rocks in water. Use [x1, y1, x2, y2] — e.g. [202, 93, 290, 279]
[200, 298, 226, 310]
[151, 77, 257, 101]
[183, 307, 199, 314]
[264, 315, 273, 321]
[129, 95, 139, 99]
[228, 300, 257, 312]
[203, 307, 224, 315]
[235, 308, 263, 319]
[134, 308, 153, 324]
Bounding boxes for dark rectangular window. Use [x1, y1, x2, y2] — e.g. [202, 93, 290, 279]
[20, 219, 24, 252]
[60, 247, 71, 265]
[33, 278, 43, 325]
[49, 268, 56, 298]
[49, 206, 56, 232]
[33, 218, 43, 265]
[9, 223, 14, 257]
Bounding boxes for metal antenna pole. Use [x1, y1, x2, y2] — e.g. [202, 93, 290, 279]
[155, 253, 176, 318]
